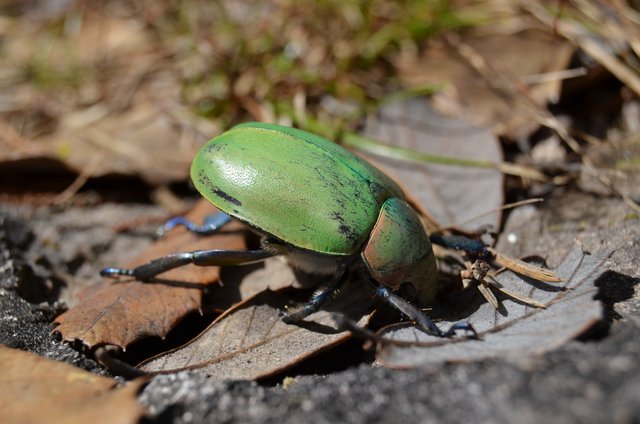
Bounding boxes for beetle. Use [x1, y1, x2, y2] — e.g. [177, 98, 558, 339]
[102, 122, 475, 337]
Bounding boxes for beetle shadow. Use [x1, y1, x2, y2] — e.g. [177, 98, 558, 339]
[273, 276, 377, 336]
[586, 270, 638, 338]
[222, 287, 349, 335]
[128, 261, 270, 312]
[121, 277, 214, 291]
[283, 319, 343, 335]
[428, 286, 487, 322]
[509, 274, 568, 293]
[205, 262, 268, 311]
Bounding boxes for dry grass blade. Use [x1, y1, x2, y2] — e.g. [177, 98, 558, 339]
[489, 247, 564, 283]
[496, 162, 549, 182]
[485, 276, 548, 309]
[477, 282, 500, 309]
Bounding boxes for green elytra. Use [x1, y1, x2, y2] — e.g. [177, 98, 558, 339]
[190, 122, 438, 303]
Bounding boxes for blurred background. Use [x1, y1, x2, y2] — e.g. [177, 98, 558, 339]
[2, 0, 638, 209]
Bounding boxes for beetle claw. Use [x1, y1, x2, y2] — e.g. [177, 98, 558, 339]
[278, 308, 291, 319]
[441, 322, 479, 339]
[100, 267, 134, 277]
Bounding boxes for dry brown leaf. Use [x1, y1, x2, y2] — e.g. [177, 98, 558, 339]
[0, 345, 146, 424]
[54, 200, 247, 349]
[139, 282, 375, 380]
[397, 22, 574, 138]
[212, 256, 315, 310]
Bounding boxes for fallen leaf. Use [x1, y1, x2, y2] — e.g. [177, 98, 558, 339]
[212, 256, 316, 310]
[140, 281, 375, 380]
[0, 345, 146, 424]
[376, 243, 611, 367]
[54, 200, 247, 349]
[360, 97, 504, 232]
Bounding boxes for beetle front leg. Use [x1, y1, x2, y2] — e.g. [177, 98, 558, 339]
[429, 234, 489, 258]
[101, 248, 276, 281]
[372, 283, 477, 338]
[280, 267, 349, 323]
[156, 211, 233, 237]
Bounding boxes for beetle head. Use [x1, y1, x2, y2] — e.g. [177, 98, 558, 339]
[361, 198, 438, 305]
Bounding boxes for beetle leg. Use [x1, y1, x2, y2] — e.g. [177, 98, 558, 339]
[372, 283, 477, 338]
[280, 267, 349, 323]
[101, 248, 276, 281]
[156, 212, 232, 237]
[372, 284, 442, 336]
[429, 234, 489, 258]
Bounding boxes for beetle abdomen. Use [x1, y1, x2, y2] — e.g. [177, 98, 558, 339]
[191, 123, 404, 255]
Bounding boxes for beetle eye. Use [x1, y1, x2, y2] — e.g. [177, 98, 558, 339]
[368, 181, 384, 196]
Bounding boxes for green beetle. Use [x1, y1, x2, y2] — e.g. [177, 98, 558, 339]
[102, 122, 474, 337]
